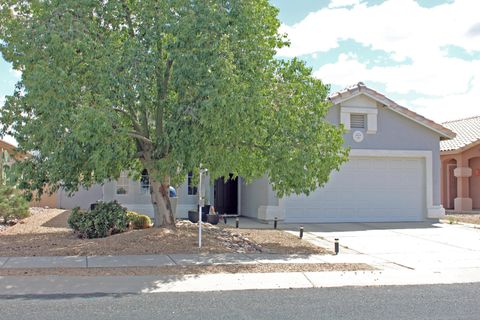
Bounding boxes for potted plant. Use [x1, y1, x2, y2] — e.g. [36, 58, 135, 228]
[188, 210, 199, 223]
[207, 206, 220, 225]
[188, 207, 209, 223]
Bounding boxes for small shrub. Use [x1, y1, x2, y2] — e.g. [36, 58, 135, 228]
[67, 207, 84, 231]
[127, 211, 152, 229]
[68, 201, 129, 238]
[0, 185, 30, 223]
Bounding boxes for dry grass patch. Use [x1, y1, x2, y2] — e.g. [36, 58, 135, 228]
[0, 263, 373, 277]
[444, 213, 480, 225]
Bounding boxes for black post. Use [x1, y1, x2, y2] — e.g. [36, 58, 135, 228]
[334, 238, 339, 255]
[235, 217, 239, 228]
[274, 217, 278, 229]
[299, 225, 304, 239]
[223, 215, 227, 224]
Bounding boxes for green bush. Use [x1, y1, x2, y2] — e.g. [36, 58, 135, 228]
[0, 185, 30, 223]
[127, 211, 152, 229]
[67, 201, 129, 238]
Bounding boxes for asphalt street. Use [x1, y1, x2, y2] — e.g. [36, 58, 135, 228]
[0, 283, 479, 320]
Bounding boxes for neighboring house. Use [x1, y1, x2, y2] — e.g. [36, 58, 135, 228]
[0, 138, 58, 208]
[59, 83, 455, 223]
[0, 139, 21, 163]
[440, 116, 480, 212]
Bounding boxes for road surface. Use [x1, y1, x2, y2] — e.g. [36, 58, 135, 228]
[1, 283, 478, 320]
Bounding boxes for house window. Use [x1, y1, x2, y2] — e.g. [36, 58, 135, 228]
[140, 169, 150, 193]
[350, 114, 366, 129]
[187, 171, 197, 195]
[116, 172, 129, 195]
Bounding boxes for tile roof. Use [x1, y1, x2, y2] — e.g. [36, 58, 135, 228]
[329, 82, 456, 140]
[440, 116, 480, 152]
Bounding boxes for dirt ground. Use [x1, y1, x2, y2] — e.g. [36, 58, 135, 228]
[444, 213, 480, 225]
[0, 263, 373, 277]
[0, 208, 329, 257]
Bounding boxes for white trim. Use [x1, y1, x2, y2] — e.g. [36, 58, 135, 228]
[427, 205, 445, 218]
[341, 106, 378, 114]
[341, 106, 378, 134]
[349, 149, 441, 218]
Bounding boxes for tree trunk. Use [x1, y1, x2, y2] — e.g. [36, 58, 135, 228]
[150, 178, 175, 228]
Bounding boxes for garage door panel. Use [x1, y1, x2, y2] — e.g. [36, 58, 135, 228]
[284, 157, 425, 223]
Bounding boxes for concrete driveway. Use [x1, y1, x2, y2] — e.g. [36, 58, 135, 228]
[301, 222, 480, 271]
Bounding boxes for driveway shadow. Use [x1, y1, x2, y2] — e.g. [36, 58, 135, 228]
[41, 210, 70, 229]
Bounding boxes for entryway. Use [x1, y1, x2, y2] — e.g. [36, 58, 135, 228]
[214, 175, 238, 215]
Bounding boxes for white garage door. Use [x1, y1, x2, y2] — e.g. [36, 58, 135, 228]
[284, 157, 426, 223]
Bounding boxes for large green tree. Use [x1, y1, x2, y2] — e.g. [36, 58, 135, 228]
[0, 0, 348, 227]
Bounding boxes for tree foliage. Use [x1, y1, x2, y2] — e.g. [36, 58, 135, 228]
[0, 0, 348, 226]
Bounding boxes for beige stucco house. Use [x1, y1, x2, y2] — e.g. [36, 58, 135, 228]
[441, 116, 480, 212]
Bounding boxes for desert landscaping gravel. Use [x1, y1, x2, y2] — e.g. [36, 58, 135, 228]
[0, 208, 329, 257]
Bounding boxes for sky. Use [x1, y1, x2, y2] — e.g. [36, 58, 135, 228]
[1, 0, 480, 146]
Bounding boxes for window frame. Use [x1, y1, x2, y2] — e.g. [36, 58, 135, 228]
[187, 171, 198, 196]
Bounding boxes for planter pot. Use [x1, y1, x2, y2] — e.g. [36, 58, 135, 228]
[188, 210, 199, 223]
[207, 214, 220, 225]
[188, 209, 208, 223]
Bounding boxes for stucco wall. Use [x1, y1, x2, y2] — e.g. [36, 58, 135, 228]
[57, 185, 103, 210]
[469, 157, 480, 209]
[103, 175, 198, 218]
[326, 100, 443, 205]
[240, 177, 270, 217]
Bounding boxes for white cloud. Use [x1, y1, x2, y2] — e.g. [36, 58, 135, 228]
[1, 135, 18, 146]
[9, 69, 21, 79]
[278, 0, 480, 122]
[410, 76, 480, 123]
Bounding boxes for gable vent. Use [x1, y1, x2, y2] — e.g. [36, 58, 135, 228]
[350, 114, 366, 129]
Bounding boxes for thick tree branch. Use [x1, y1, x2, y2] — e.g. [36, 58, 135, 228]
[113, 107, 143, 135]
[127, 131, 153, 144]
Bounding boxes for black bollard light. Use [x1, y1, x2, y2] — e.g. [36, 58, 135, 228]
[235, 217, 239, 228]
[334, 238, 339, 255]
[299, 225, 304, 239]
[274, 217, 278, 229]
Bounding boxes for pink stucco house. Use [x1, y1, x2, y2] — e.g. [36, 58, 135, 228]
[441, 116, 480, 212]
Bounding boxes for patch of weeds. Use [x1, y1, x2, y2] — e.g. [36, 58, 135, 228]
[447, 216, 457, 224]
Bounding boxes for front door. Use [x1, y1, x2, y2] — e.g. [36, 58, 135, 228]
[214, 175, 238, 215]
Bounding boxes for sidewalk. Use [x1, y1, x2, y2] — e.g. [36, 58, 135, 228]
[0, 252, 383, 269]
[1, 250, 480, 295]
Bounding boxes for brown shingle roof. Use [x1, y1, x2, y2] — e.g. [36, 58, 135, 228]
[329, 82, 456, 140]
[440, 116, 480, 152]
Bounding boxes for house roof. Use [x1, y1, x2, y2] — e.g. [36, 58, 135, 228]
[328, 82, 456, 140]
[0, 139, 16, 154]
[440, 116, 480, 152]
